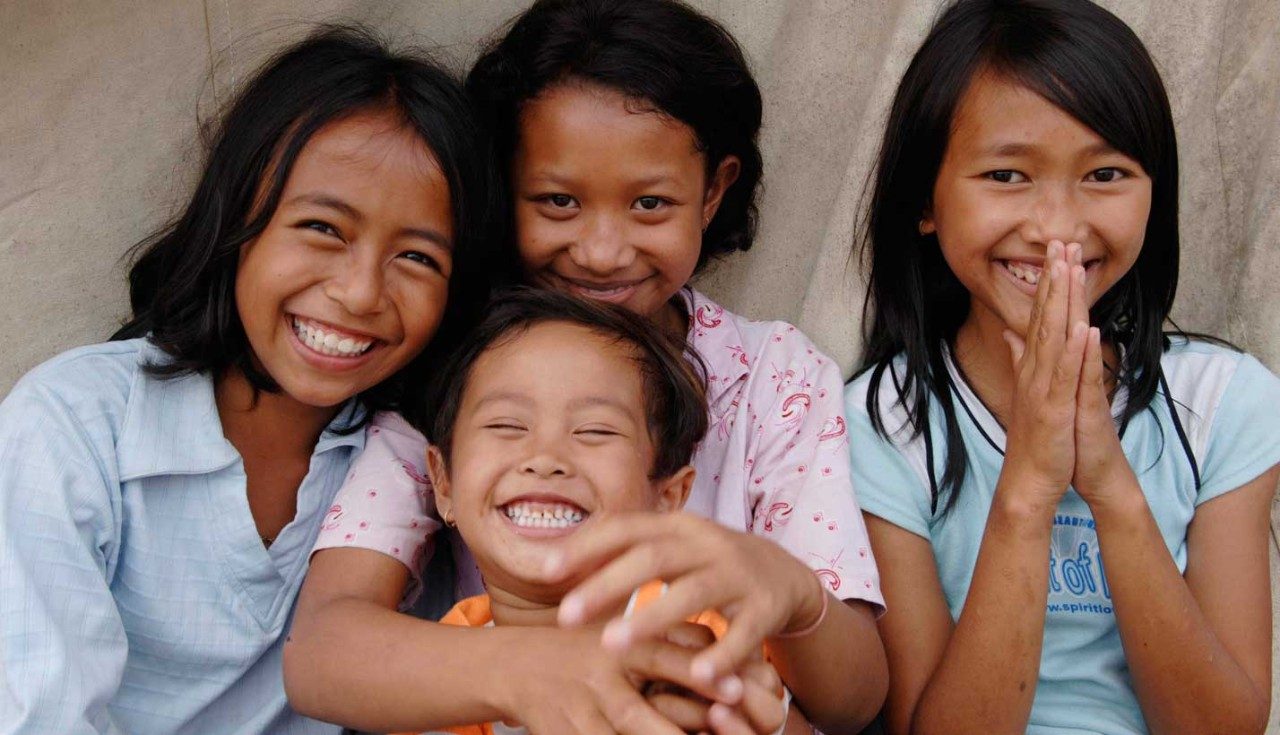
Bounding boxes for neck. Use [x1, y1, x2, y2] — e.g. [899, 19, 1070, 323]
[655, 295, 689, 340]
[953, 309, 1121, 427]
[214, 368, 340, 461]
[485, 581, 631, 628]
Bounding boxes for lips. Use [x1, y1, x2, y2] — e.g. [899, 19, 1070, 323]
[542, 272, 650, 304]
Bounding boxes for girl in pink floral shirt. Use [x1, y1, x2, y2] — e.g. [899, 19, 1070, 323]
[285, 2, 886, 733]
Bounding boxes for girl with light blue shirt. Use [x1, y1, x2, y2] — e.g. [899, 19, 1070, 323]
[0, 27, 494, 734]
[844, 1, 1278, 733]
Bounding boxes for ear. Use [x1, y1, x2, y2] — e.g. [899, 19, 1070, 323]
[919, 206, 937, 235]
[701, 155, 742, 231]
[425, 445, 453, 523]
[653, 465, 696, 513]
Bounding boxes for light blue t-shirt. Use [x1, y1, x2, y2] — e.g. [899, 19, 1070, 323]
[845, 339, 1280, 735]
[0, 339, 364, 734]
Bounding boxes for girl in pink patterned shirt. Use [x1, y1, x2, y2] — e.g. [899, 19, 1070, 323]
[285, 2, 886, 733]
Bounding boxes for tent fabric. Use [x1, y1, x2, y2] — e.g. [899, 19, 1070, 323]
[1, 0, 1277, 730]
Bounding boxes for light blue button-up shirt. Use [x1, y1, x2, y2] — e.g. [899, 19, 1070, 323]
[0, 339, 364, 734]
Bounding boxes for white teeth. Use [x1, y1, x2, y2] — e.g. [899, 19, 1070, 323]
[1004, 261, 1042, 285]
[292, 317, 374, 357]
[503, 501, 587, 529]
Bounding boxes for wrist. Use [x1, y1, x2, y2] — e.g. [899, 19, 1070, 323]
[990, 484, 1058, 537]
[776, 570, 828, 638]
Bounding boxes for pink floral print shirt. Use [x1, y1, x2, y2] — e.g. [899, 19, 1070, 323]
[313, 289, 883, 611]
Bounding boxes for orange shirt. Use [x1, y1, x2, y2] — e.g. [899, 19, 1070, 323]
[406, 582, 728, 735]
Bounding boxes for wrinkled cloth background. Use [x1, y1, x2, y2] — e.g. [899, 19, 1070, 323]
[2, 0, 1278, 728]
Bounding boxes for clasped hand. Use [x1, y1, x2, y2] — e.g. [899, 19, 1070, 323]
[1000, 240, 1136, 508]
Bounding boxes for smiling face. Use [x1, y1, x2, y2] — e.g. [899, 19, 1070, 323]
[235, 109, 454, 409]
[512, 83, 738, 325]
[427, 320, 693, 606]
[923, 71, 1152, 341]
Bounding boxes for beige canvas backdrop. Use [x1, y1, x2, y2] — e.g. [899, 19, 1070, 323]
[2, 0, 1279, 728]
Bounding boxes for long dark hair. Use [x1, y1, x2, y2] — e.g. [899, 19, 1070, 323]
[466, 0, 763, 273]
[858, 0, 1181, 513]
[424, 287, 708, 479]
[115, 25, 497, 417]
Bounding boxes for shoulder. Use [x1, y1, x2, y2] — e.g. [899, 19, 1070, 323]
[687, 289, 836, 376]
[1159, 338, 1274, 426]
[843, 353, 914, 436]
[2, 339, 151, 428]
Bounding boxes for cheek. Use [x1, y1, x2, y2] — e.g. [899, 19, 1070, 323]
[396, 281, 449, 347]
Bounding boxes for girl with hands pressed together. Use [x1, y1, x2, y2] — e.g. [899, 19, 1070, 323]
[285, 1, 886, 733]
[845, 1, 1279, 734]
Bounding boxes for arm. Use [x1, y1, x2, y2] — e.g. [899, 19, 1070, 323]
[881, 242, 1086, 734]
[0, 385, 128, 734]
[286, 547, 733, 733]
[1070, 331, 1277, 734]
[1085, 467, 1274, 734]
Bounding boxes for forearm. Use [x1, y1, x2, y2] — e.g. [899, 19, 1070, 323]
[284, 595, 517, 731]
[767, 595, 887, 734]
[911, 491, 1055, 735]
[1093, 484, 1269, 734]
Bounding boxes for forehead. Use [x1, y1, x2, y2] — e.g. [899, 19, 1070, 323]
[463, 321, 647, 413]
[948, 71, 1111, 156]
[514, 83, 703, 179]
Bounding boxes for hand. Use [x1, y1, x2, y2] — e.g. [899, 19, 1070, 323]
[646, 623, 788, 735]
[546, 511, 826, 687]
[501, 623, 741, 735]
[999, 240, 1090, 506]
[1070, 325, 1139, 506]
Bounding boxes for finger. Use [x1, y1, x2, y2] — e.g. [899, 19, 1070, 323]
[1077, 326, 1106, 413]
[689, 605, 775, 687]
[1065, 243, 1089, 336]
[1032, 246, 1070, 383]
[665, 621, 719, 650]
[1026, 240, 1063, 364]
[648, 692, 712, 732]
[604, 570, 732, 651]
[553, 514, 705, 623]
[1003, 329, 1026, 372]
[602, 686, 688, 735]
[738, 659, 782, 695]
[567, 544, 710, 631]
[734, 677, 787, 735]
[708, 702, 758, 735]
[624, 636, 743, 704]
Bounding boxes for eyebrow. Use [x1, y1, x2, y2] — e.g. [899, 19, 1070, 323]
[286, 192, 453, 250]
[471, 392, 639, 419]
[983, 141, 1123, 158]
[522, 171, 681, 190]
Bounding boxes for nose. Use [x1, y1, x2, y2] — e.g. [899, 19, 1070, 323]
[518, 431, 573, 479]
[323, 248, 386, 316]
[1022, 184, 1090, 247]
[568, 212, 636, 276]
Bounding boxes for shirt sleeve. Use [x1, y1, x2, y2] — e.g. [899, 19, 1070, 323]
[0, 380, 129, 734]
[843, 377, 934, 540]
[1196, 352, 1280, 504]
[746, 332, 884, 611]
[312, 411, 441, 604]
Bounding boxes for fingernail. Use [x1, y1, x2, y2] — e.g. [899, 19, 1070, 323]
[601, 619, 630, 649]
[716, 675, 743, 703]
[692, 656, 717, 683]
[558, 595, 583, 625]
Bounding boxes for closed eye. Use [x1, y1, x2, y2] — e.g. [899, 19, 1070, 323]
[575, 426, 623, 438]
[483, 422, 527, 433]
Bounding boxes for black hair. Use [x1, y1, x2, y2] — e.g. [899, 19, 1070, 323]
[424, 287, 708, 479]
[466, 0, 763, 272]
[114, 24, 498, 418]
[857, 0, 1185, 513]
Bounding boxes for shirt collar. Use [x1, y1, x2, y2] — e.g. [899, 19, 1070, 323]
[679, 288, 750, 405]
[117, 341, 365, 481]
